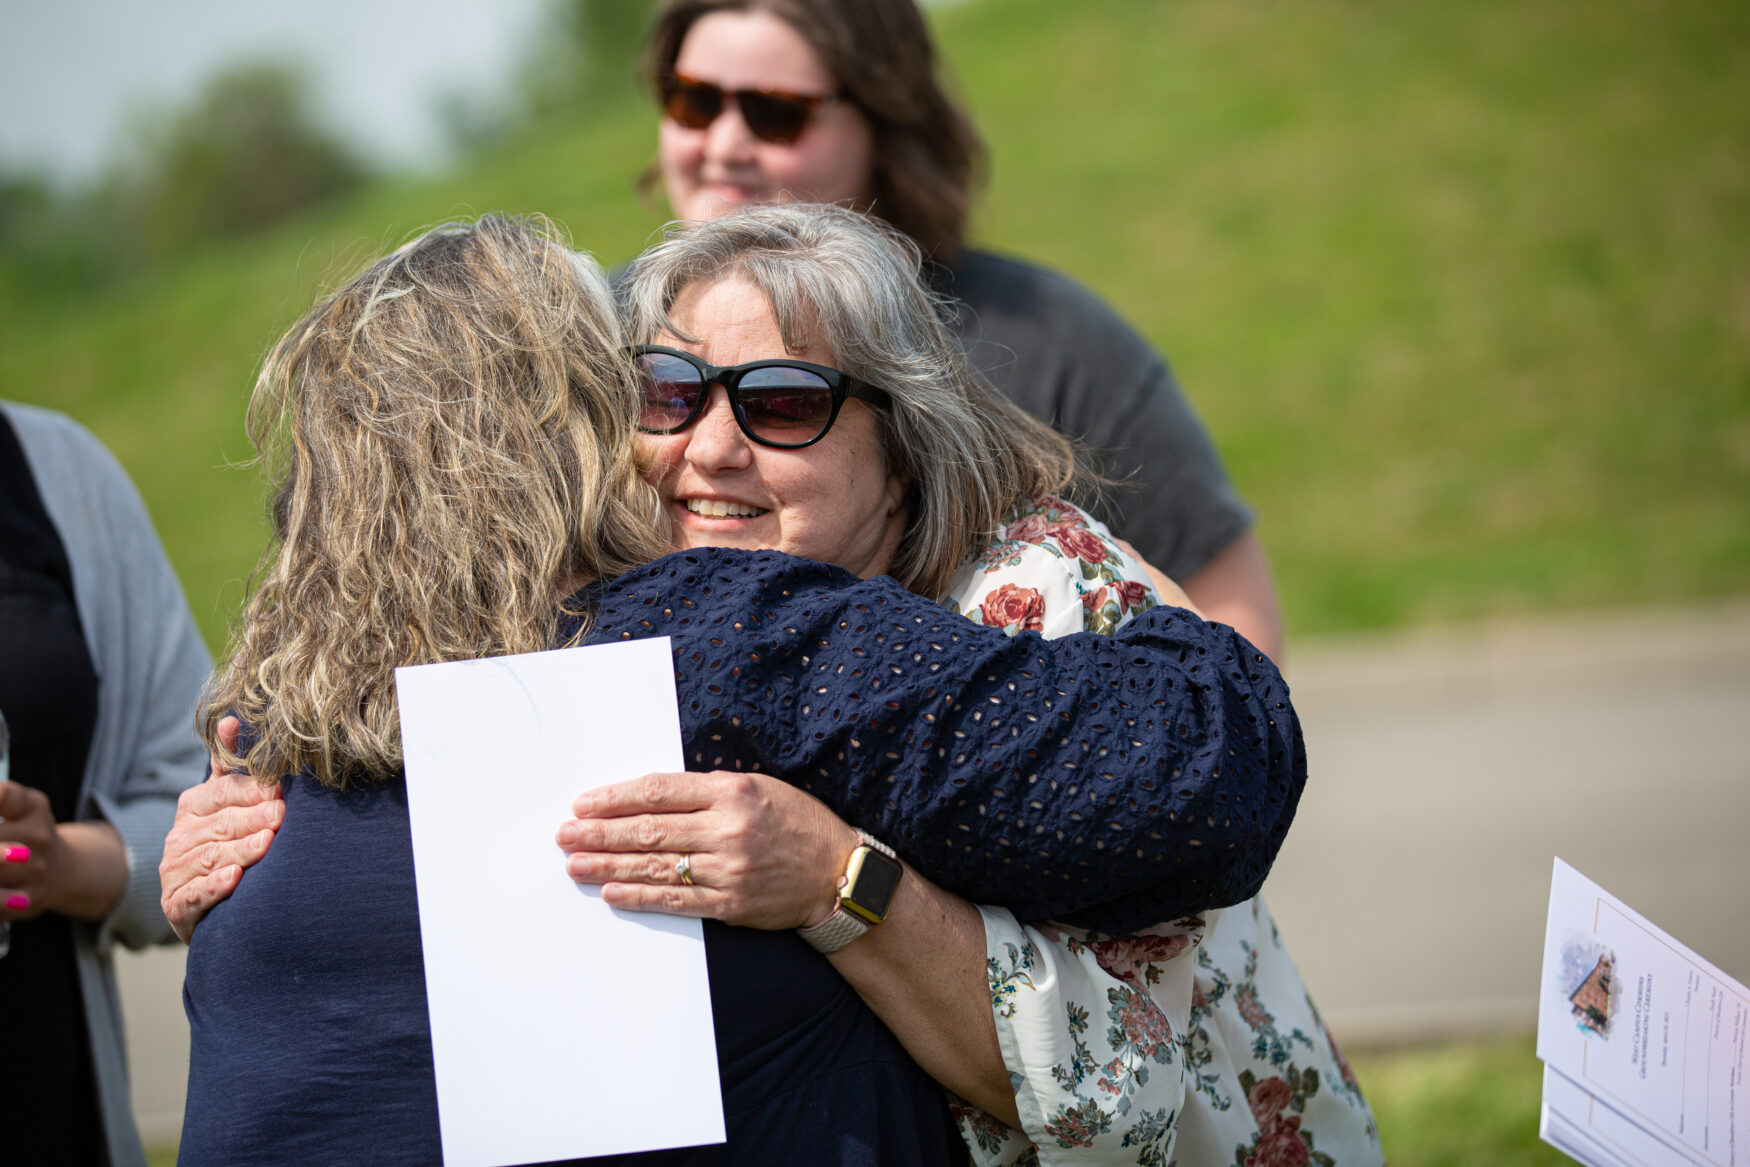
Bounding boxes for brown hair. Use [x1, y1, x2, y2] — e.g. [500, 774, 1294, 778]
[202, 214, 669, 788]
[622, 202, 1086, 600]
[643, 0, 985, 260]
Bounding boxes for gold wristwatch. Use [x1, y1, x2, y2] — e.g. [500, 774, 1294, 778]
[796, 832, 903, 954]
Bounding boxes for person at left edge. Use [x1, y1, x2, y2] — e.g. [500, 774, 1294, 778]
[0, 401, 212, 1167]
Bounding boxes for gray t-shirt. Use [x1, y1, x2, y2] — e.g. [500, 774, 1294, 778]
[932, 249, 1253, 580]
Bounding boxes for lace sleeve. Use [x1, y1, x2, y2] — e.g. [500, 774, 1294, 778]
[581, 543, 1304, 934]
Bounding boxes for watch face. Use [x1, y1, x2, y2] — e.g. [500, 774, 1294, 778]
[841, 846, 903, 925]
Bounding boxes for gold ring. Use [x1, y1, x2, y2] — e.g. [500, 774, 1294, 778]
[675, 853, 694, 886]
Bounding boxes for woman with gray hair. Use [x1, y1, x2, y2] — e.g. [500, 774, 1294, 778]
[564, 202, 1378, 1165]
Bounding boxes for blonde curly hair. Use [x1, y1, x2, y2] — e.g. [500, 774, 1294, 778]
[202, 214, 668, 788]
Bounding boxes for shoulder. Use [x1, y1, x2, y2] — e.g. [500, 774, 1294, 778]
[4, 401, 117, 467]
[940, 497, 1160, 638]
[2, 401, 147, 529]
[938, 249, 1154, 353]
[932, 250, 1170, 428]
[576, 547, 916, 640]
[598, 546, 866, 600]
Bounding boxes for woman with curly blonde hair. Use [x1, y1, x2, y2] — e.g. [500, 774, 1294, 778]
[199, 213, 668, 788]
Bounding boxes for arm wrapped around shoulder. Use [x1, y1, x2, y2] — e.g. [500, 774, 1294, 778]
[831, 599, 1304, 934]
[587, 548, 1307, 934]
[1017, 608, 1303, 931]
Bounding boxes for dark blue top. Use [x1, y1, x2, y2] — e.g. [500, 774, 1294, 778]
[182, 548, 1305, 1164]
[181, 773, 965, 1166]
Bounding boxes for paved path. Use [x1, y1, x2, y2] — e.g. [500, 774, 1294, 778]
[1261, 600, 1750, 1047]
[112, 600, 1750, 1146]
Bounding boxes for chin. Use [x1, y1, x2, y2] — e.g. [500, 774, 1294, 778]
[677, 530, 761, 553]
[691, 190, 765, 219]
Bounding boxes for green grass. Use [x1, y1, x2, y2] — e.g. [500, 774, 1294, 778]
[6, 0, 1748, 651]
[143, 1034, 1564, 1165]
[1351, 1034, 1568, 1167]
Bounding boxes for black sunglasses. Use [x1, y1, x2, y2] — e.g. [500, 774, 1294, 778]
[659, 72, 839, 146]
[631, 345, 890, 449]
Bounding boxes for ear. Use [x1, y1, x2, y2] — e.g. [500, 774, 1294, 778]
[882, 460, 912, 518]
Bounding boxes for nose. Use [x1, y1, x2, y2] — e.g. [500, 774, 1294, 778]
[681, 385, 754, 473]
[701, 99, 758, 165]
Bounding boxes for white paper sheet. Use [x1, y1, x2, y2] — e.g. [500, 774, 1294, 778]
[396, 637, 725, 1167]
[1538, 858, 1747, 1166]
[1543, 1064, 1703, 1167]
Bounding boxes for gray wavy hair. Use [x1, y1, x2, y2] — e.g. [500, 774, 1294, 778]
[619, 202, 1085, 599]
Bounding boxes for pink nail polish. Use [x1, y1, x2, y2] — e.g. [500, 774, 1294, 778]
[3, 845, 27, 863]
[5, 894, 27, 911]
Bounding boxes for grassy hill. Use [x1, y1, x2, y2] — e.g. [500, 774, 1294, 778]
[5, 0, 1746, 650]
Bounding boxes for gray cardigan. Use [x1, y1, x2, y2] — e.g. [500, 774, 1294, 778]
[4, 402, 212, 1167]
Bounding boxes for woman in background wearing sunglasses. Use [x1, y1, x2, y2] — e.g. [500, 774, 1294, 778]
[642, 0, 1285, 664]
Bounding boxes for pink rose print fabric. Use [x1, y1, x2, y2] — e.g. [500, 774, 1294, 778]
[980, 583, 1048, 634]
[939, 499, 1381, 1166]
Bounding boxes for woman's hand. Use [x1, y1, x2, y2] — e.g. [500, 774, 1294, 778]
[560, 771, 1022, 1122]
[158, 716, 283, 943]
[0, 781, 128, 923]
[0, 780, 61, 921]
[557, 770, 859, 930]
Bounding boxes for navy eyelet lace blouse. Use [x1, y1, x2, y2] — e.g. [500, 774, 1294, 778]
[181, 547, 1304, 1165]
[568, 548, 1305, 934]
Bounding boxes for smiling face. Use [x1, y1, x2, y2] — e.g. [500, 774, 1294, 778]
[640, 274, 909, 579]
[659, 9, 877, 223]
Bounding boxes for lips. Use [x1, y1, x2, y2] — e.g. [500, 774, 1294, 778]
[698, 181, 766, 206]
[684, 498, 767, 518]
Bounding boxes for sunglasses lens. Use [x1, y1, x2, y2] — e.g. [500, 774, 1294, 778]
[737, 92, 814, 144]
[635, 353, 706, 432]
[662, 78, 722, 130]
[737, 367, 837, 443]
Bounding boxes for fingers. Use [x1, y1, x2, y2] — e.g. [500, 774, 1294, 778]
[557, 809, 704, 855]
[159, 830, 270, 942]
[164, 824, 275, 885]
[563, 844, 722, 918]
[0, 779, 52, 824]
[0, 839, 37, 887]
[0, 783, 54, 856]
[159, 784, 280, 935]
[595, 879, 719, 919]
[177, 773, 279, 820]
[0, 832, 45, 920]
[218, 716, 241, 754]
[161, 790, 281, 873]
[566, 848, 699, 888]
[164, 864, 247, 944]
[571, 771, 715, 819]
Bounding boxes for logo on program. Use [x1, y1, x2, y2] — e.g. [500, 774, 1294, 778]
[1558, 936, 1617, 1037]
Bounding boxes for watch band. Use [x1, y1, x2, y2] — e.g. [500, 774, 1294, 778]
[796, 906, 872, 954]
[797, 832, 897, 955]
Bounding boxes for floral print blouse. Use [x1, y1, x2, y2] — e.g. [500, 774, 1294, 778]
[940, 499, 1382, 1167]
